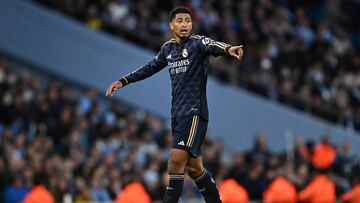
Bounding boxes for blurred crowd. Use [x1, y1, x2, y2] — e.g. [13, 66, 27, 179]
[36, 0, 360, 132]
[1, 56, 360, 202]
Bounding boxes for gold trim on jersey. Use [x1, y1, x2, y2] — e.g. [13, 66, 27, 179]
[209, 41, 226, 50]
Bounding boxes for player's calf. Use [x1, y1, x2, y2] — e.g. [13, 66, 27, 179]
[162, 173, 184, 203]
[163, 149, 189, 203]
[192, 169, 222, 203]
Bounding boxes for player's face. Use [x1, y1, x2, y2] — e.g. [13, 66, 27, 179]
[170, 13, 192, 39]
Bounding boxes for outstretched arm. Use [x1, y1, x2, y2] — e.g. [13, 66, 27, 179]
[106, 49, 167, 96]
[198, 36, 244, 60]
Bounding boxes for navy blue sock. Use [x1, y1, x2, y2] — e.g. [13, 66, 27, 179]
[162, 174, 184, 203]
[193, 169, 222, 203]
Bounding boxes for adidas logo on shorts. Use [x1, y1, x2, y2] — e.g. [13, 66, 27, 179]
[178, 141, 185, 146]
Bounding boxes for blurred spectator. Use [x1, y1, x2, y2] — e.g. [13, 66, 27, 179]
[334, 140, 356, 178]
[74, 177, 92, 203]
[241, 161, 266, 200]
[90, 174, 111, 202]
[300, 136, 337, 169]
[263, 164, 297, 203]
[341, 177, 360, 203]
[85, 4, 102, 30]
[225, 152, 248, 183]
[3, 176, 29, 203]
[218, 179, 249, 203]
[114, 182, 151, 203]
[312, 136, 337, 169]
[263, 175, 297, 203]
[298, 170, 336, 203]
[107, 0, 129, 26]
[248, 134, 271, 164]
[23, 173, 54, 203]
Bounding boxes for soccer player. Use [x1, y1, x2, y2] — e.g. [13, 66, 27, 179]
[106, 6, 243, 203]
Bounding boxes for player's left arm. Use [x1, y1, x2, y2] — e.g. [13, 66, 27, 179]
[199, 36, 244, 60]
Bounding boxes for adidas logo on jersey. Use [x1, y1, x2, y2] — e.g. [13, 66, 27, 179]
[178, 141, 185, 146]
[167, 54, 172, 59]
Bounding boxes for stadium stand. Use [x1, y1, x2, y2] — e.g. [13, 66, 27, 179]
[35, 0, 360, 132]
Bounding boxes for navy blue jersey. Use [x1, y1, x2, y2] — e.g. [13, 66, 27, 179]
[119, 35, 232, 120]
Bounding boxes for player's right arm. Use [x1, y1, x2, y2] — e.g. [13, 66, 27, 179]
[106, 47, 167, 96]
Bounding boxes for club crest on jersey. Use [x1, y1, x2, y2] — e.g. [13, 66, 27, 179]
[182, 49, 188, 58]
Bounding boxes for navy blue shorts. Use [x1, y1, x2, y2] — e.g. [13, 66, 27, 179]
[171, 115, 208, 157]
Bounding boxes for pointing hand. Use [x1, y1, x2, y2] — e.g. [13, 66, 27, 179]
[106, 81, 123, 96]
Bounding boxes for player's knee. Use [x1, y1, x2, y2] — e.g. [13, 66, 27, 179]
[167, 156, 186, 174]
[186, 166, 203, 179]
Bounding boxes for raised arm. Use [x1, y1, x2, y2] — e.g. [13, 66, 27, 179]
[106, 49, 167, 96]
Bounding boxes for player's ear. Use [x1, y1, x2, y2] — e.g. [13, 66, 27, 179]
[169, 21, 174, 31]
